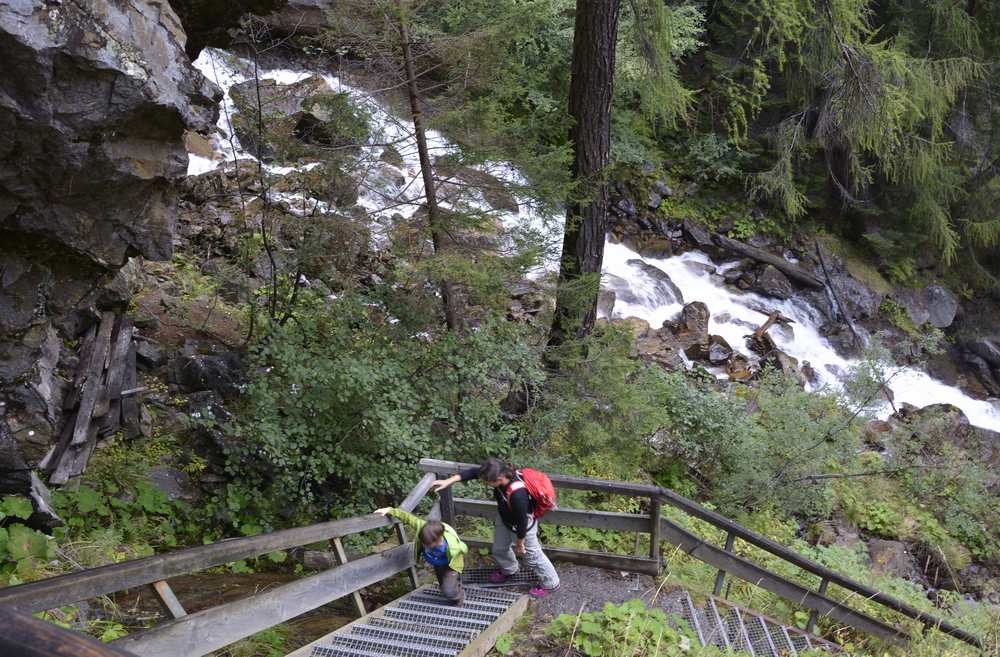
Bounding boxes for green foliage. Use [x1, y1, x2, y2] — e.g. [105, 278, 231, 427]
[0, 495, 55, 586]
[545, 599, 697, 657]
[680, 133, 752, 183]
[221, 294, 543, 528]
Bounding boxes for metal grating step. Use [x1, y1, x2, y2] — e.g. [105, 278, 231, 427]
[788, 632, 812, 654]
[408, 593, 509, 614]
[394, 600, 499, 624]
[350, 624, 466, 653]
[720, 608, 755, 655]
[746, 615, 780, 657]
[364, 616, 478, 643]
[768, 622, 797, 656]
[383, 607, 488, 633]
[328, 634, 457, 657]
[459, 567, 538, 587]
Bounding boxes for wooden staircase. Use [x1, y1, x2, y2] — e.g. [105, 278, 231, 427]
[286, 585, 528, 657]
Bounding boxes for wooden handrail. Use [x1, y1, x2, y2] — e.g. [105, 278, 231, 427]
[0, 473, 436, 614]
[419, 459, 983, 650]
[0, 605, 139, 657]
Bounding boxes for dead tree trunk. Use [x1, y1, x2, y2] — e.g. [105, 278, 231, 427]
[395, 1, 460, 331]
[549, 0, 622, 348]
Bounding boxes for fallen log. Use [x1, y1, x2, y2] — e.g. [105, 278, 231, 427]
[69, 312, 116, 447]
[99, 316, 135, 438]
[712, 234, 824, 289]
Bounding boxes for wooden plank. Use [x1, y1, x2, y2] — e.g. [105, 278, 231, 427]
[420, 459, 659, 499]
[332, 537, 366, 618]
[0, 513, 394, 613]
[438, 476, 456, 526]
[648, 498, 661, 566]
[50, 423, 98, 485]
[399, 472, 436, 512]
[395, 523, 420, 589]
[0, 605, 139, 657]
[654, 516, 905, 643]
[713, 531, 735, 596]
[151, 580, 187, 619]
[458, 593, 529, 657]
[120, 343, 139, 438]
[63, 325, 98, 411]
[454, 498, 649, 534]
[100, 316, 134, 437]
[113, 544, 414, 657]
[463, 539, 660, 575]
[69, 312, 116, 447]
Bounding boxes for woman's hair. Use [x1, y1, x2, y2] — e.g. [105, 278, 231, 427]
[419, 520, 445, 546]
[478, 457, 516, 482]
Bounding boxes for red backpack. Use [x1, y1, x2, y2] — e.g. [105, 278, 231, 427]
[505, 468, 557, 519]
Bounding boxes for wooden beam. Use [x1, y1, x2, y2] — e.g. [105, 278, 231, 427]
[100, 316, 134, 437]
[399, 472, 436, 512]
[0, 605, 139, 657]
[454, 498, 650, 534]
[69, 312, 116, 447]
[458, 592, 529, 657]
[120, 344, 139, 438]
[331, 537, 366, 618]
[113, 544, 414, 657]
[0, 514, 393, 613]
[711, 234, 824, 289]
[463, 539, 660, 575]
[151, 580, 187, 619]
[648, 498, 661, 567]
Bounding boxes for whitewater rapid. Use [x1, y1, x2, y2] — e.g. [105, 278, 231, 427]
[186, 48, 1000, 433]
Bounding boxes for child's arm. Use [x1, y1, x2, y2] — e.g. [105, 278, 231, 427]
[374, 507, 424, 533]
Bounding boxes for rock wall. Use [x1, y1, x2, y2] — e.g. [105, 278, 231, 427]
[0, 0, 218, 498]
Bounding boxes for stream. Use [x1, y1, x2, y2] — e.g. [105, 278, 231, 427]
[188, 48, 1000, 434]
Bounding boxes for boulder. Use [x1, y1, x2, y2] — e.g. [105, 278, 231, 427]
[665, 302, 710, 354]
[146, 466, 199, 501]
[681, 220, 717, 256]
[868, 539, 920, 581]
[725, 354, 753, 381]
[707, 335, 733, 365]
[896, 285, 959, 329]
[169, 343, 245, 399]
[260, 0, 332, 37]
[750, 265, 793, 300]
[966, 336, 1000, 368]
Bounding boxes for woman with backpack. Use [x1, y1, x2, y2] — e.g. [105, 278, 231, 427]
[432, 457, 561, 598]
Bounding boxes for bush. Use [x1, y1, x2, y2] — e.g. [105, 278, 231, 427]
[545, 600, 698, 657]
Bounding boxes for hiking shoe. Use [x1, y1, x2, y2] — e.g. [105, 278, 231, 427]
[529, 584, 560, 598]
[488, 569, 511, 584]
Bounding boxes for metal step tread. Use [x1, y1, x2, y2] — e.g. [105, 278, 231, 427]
[328, 634, 458, 657]
[459, 567, 539, 587]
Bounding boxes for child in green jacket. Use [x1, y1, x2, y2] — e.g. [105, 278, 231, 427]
[375, 507, 468, 604]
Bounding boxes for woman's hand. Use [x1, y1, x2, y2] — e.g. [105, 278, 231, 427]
[515, 539, 526, 556]
[373, 507, 393, 516]
[432, 474, 460, 492]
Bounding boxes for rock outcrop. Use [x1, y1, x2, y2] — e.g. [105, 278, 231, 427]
[0, 0, 219, 496]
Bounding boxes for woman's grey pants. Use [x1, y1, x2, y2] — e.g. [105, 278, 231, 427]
[491, 514, 560, 589]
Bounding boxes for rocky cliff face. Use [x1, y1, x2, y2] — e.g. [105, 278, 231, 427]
[0, 0, 218, 499]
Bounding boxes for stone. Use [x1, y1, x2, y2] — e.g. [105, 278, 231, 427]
[647, 191, 662, 210]
[966, 336, 1000, 368]
[615, 197, 638, 218]
[868, 539, 920, 581]
[681, 220, 716, 256]
[707, 335, 733, 365]
[683, 261, 717, 276]
[924, 285, 959, 328]
[169, 347, 245, 399]
[750, 265, 794, 300]
[726, 354, 753, 381]
[653, 180, 673, 198]
[634, 236, 673, 259]
[626, 260, 684, 306]
[863, 419, 893, 447]
[146, 466, 199, 501]
[259, 0, 332, 37]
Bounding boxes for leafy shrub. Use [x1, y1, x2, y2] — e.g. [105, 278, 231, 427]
[545, 599, 696, 657]
[0, 495, 56, 586]
[681, 133, 752, 182]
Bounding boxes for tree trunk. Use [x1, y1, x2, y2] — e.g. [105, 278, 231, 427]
[548, 0, 622, 348]
[395, 1, 461, 331]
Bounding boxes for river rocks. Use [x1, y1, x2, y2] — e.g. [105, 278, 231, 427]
[707, 335, 733, 365]
[665, 302, 710, 356]
[597, 289, 616, 318]
[169, 342, 245, 399]
[967, 336, 1000, 367]
[893, 404, 1000, 489]
[895, 285, 960, 328]
[682, 220, 717, 257]
[868, 539, 921, 581]
[749, 265, 794, 300]
[626, 260, 684, 306]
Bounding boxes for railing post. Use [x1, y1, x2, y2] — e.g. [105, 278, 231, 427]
[331, 537, 367, 618]
[713, 532, 736, 596]
[150, 580, 186, 619]
[648, 498, 661, 569]
[395, 523, 420, 589]
[806, 578, 828, 634]
[437, 473, 456, 527]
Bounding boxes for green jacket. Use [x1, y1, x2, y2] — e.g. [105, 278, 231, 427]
[386, 508, 468, 573]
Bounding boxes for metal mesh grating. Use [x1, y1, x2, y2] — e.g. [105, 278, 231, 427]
[395, 600, 498, 623]
[742, 613, 778, 657]
[383, 607, 487, 633]
[441, 585, 523, 603]
[349, 625, 464, 654]
[364, 616, 477, 643]
[719, 608, 755, 655]
[788, 633, 811, 655]
[676, 592, 706, 646]
[693, 600, 726, 647]
[459, 567, 538, 587]
[329, 634, 456, 657]
[409, 593, 509, 614]
[310, 647, 368, 657]
[706, 599, 733, 651]
[767, 623, 796, 656]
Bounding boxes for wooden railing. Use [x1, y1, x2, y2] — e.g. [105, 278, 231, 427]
[419, 458, 984, 651]
[0, 473, 438, 657]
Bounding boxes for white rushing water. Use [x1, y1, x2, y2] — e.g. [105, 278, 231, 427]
[186, 49, 1000, 433]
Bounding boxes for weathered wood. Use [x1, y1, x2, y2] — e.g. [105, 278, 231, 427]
[120, 344, 139, 437]
[331, 537, 366, 618]
[399, 472, 436, 512]
[100, 316, 134, 437]
[463, 539, 660, 575]
[395, 523, 420, 589]
[437, 472, 456, 526]
[39, 414, 75, 473]
[648, 498, 661, 566]
[712, 234, 824, 289]
[70, 312, 116, 447]
[0, 513, 394, 613]
[63, 325, 98, 411]
[114, 544, 414, 657]
[458, 592, 529, 657]
[713, 532, 735, 596]
[50, 423, 98, 485]
[420, 459, 659, 499]
[805, 578, 828, 634]
[0, 605, 139, 657]
[454, 498, 649, 534]
[151, 580, 187, 619]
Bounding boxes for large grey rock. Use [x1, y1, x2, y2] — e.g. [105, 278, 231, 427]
[750, 265, 793, 300]
[169, 348, 245, 399]
[967, 336, 1000, 368]
[896, 285, 959, 328]
[0, 0, 217, 267]
[868, 539, 920, 581]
